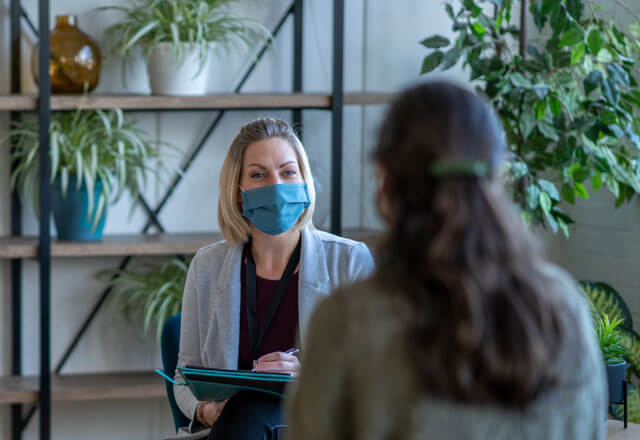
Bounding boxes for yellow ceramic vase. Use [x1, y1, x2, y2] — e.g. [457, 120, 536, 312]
[32, 15, 101, 94]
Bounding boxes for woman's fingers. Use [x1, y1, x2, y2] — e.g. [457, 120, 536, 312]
[257, 351, 297, 363]
[254, 360, 297, 372]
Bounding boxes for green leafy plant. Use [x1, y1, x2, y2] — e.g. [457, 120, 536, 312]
[101, 257, 190, 344]
[420, 0, 640, 237]
[1, 108, 168, 230]
[99, 0, 270, 75]
[582, 280, 640, 421]
[596, 313, 626, 365]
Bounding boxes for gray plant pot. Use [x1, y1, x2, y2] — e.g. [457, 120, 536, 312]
[606, 360, 628, 404]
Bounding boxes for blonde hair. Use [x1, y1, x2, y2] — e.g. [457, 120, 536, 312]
[218, 118, 316, 245]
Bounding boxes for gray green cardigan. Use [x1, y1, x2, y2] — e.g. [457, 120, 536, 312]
[286, 264, 607, 440]
[173, 227, 375, 436]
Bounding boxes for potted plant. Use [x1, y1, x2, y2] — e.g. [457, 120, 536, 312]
[99, 0, 269, 95]
[596, 313, 628, 404]
[100, 256, 189, 344]
[2, 108, 166, 241]
[419, 0, 640, 237]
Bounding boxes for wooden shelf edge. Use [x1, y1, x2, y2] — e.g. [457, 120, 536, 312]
[0, 229, 380, 259]
[0, 371, 165, 404]
[0, 92, 393, 111]
[0, 232, 223, 259]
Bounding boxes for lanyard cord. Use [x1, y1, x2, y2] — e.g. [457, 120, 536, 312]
[245, 237, 302, 361]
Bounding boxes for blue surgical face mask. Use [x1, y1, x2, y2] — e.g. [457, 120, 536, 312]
[241, 183, 310, 235]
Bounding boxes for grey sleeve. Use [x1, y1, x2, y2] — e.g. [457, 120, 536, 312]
[575, 293, 608, 439]
[348, 242, 375, 282]
[286, 294, 351, 440]
[173, 252, 202, 425]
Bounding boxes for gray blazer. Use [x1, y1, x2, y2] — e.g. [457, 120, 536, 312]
[173, 227, 375, 434]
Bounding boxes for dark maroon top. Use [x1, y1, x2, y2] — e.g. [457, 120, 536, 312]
[238, 260, 299, 370]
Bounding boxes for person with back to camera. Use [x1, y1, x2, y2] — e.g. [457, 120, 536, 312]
[286, 81, 607, 440]
[173, 118, 375, 439]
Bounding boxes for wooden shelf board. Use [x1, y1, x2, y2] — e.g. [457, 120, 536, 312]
[344, 93, 394, 106]
[0, 229, 380, 259]
[0, 92, 393, 111]
[0, 371, 165, 404]
[0, 232, 222, 259]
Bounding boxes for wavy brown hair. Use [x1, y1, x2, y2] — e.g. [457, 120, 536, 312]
[373, 81, 572, 408]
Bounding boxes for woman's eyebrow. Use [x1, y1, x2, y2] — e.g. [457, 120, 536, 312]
[279, 161, 297, 168]
[247, 163, 266, 169]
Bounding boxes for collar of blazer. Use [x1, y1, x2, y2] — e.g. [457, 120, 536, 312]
[214, 227, 331, 289]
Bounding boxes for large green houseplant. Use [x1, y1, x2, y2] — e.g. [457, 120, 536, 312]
[2, 108, 166, 240]
[98, 0, 269, 95]
[101, 256, 190, 344]
[420, 0, 640, 421]
[420, 0, 640, 237]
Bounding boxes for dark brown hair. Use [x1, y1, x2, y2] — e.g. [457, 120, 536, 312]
[373, 81, 571, 407]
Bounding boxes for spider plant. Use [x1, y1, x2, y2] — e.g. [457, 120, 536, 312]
[99, 0, 270, 77]
[2, 108, 165, 230]
[100, 256, 190, 345]
[597, 313, 627, 366]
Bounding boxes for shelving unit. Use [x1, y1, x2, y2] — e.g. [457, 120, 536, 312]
[0, 1, 388, 439]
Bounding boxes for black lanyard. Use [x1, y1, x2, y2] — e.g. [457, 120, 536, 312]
[245, 238, 302, 364]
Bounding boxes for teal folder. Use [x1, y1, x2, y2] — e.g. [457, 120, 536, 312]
[156, 366, 296, 402]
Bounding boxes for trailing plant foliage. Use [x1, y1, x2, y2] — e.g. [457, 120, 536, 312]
[100, 257, 190, 345]
[99, 0, 269, 75]
[421, 0, 640, 236]
[1, 109, 167, 230]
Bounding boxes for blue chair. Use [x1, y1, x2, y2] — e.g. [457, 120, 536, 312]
[161, 313, 191, 432]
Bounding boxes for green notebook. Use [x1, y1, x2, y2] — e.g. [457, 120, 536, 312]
[156, 366, 296, 402]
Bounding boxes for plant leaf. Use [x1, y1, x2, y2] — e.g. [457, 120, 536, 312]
[420, 35, 450, 48]
[421, 51, 444, 74]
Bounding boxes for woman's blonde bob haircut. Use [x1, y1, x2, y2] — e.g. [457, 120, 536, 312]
[218, 118, 316, 245]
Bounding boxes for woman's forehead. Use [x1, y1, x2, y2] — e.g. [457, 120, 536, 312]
[243, 138, 298, 166]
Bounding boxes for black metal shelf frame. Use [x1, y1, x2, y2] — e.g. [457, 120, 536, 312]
[6, 0, 346, 439]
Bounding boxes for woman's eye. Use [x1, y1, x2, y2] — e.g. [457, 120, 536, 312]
[251, 173, 263, 179]
[284, 170, 297, 176]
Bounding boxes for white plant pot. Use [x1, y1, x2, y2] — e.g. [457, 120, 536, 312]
[147, 43, 213, 95]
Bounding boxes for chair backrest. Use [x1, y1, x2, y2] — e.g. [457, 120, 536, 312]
[161, 313, 191, 432]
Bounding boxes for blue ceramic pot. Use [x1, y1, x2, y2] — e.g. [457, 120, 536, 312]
[50, 174, 107, 241]
[606, 360, 628, 404]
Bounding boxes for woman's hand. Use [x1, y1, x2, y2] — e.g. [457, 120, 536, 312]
[254, 351, 301, 376]
[198, 399, 229, 427]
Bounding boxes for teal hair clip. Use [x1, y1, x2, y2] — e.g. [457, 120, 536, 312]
[430, 161, 489, 177]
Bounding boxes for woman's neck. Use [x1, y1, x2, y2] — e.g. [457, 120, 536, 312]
[249, 227, 301, 280]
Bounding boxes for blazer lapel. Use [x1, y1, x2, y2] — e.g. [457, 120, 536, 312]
[211, 243, 243, 369]
[298, 227, 331, 344]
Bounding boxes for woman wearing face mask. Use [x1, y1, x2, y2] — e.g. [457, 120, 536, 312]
[286, 82, 607, 439]
[173, 117, 375, 440]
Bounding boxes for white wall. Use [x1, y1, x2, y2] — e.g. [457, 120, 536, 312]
[0, 1, 469, 438]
